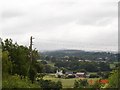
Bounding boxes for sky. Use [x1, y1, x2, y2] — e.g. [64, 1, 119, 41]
[0, 0, 119, 52]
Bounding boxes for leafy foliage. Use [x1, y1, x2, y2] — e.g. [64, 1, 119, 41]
[2, 74, 40, 88]
[2, 39, 43, 87]
[74, 79, 88, 88]
[39, 79, 62, 90]
[2, 38, 63, 89]
[2, 51, 12, 74]
[41, 50, 118, 62]
[89, 80, 102, 89]
[107, 68, 120, 88]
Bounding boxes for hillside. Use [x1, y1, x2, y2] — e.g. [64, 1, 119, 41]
[40, 49, 118, 61]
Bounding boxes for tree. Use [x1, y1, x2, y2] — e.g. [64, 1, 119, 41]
[2, 74, 40, 88]
[74, 80, 79, 88]
[2, 39, 41, 82]
[74, 79, 88, 88]
[89, 74, 99, 78]
[107, 70, 119, 88]
[2, 38, 48, 88]
[39, 80, 62, 90]
[43, 65, 54, 73]
[90, 80, 101, 89]
[34, 61, 43, 73]
[2, 51, 13, 75]
[28, 66, 37, 83]
[98, 62, 111, 71]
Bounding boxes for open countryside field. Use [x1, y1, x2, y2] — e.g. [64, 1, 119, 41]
[43, 74, 100, 88]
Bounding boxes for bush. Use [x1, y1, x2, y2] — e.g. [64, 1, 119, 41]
[97, 72, 110, 79]
[39, 79, 62, 90]
[89, 74, 99, 78]
[89, 80, 102, 89]
[107, 70, 119, 88]
[74, 79, 89, 88]
[2, 74, 40, 88]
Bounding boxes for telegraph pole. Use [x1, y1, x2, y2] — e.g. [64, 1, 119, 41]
[29, 36, 35, 62]
[27, 36, 34, 75]
[30, 36, 33, 62]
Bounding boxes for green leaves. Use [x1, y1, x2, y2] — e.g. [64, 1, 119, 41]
[39, 79, 62, 90]
[2, 39, 41, 83]
[74, 79, 88, 88]
[108, 70, 119, 88]
[2, 74, 40, 88]
[2, 51, 13, 74]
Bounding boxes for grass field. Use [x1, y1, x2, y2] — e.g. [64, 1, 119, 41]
[43, 74, 99, 88]
[47, 61, 55, 67]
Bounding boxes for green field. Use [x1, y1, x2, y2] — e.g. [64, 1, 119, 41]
[110, 62, 118, 69]
[43, 74, 99, 88]
[47, 61, 55, 67]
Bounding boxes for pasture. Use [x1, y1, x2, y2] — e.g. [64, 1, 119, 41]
[43, 74, 99, 88]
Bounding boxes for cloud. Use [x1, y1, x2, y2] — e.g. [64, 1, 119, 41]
[1, 10, 24, 19]
[1, 0, 118, 51]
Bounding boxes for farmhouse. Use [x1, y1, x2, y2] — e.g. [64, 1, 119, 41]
[65, 72, 74, 75]
[55, 70, 88, 78]
[75, 72, 86, 78]
[65, 72, 75, 78]
[55, 70, 64, 78]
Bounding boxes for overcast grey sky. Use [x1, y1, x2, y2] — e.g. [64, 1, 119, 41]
[0, 0, 118, 51]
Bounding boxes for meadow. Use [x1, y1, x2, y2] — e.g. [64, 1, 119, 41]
[43, 74, 99, 88]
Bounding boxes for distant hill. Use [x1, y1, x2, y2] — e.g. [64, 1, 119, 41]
[40, 49, 118, 61]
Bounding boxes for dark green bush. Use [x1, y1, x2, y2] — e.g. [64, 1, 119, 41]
[39, 79, 62, 90]
[89, 74, 99, 78]
[2, 74, 40, 88]
[74, 79, 88, 88]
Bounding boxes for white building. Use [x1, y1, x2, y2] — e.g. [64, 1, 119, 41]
[55, 70, 63, 77]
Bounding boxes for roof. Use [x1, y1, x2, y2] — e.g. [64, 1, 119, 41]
[65, 72, 73, 74]
[76, 72, 85, 75]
